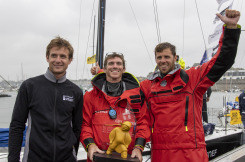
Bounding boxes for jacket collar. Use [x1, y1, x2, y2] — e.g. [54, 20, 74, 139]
[44, 68, 67, 83]
[91, 72, 140, 91]
[148, 63, 181, 80]
[148, 64, 189, 93]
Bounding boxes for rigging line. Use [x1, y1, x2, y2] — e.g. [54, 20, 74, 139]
[237, 42, 245, 68]
[153, 0, 158, 42]
[182, 0, 186, 58]
[76, 0, 83, 80]
[233, 0, 241, 11]
[153, 0, 161, 43]
[92, 15, 96, 66]
[81, 0, 96, 79]
[156, 0, 162, 42]
[0, 75, 15, 89]
[227, 0, 242, 88]
[194, 0, 207, 50]
[227, 0, 241, 88]
[128, 0, 154, 67]
[239, 0, 243, 14]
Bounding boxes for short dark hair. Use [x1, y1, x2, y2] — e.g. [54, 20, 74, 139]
[154, 42, 176, 57]
[104, 52, 125, 69]
[46, 36, 74, 59]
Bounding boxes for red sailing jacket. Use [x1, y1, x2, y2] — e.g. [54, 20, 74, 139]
[140, 26, 241, 162]
[80, 72, 150, 158]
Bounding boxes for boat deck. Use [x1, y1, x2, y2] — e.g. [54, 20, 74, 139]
[205, 126, 244, 141]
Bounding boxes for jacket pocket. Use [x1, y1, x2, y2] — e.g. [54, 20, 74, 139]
[152, 93, 185, 103]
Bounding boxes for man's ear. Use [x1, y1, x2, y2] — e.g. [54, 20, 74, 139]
[46, 55, 49, 62]
[174, 55, 178, 62]
[103, 67, 107, 73]
[68, 58, 73, 64]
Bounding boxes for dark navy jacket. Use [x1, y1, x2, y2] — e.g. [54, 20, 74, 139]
[8, 69, 83, 162]
[239, 91, 245, 120]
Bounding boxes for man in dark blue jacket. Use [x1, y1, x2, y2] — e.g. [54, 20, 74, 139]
[8, 37, 83, 162]
[239, 91, 245, 128]
[202, 87, 212, 123]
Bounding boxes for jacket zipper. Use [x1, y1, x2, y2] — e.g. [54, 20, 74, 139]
[184, 96, 189, 131]
[53, 81, 58, 162]
[149, 103, 155, 133]
[148, 92, 156, 133]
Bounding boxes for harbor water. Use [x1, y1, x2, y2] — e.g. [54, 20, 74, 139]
[0, 91, 18, 128]
[0, 91, 242, 128]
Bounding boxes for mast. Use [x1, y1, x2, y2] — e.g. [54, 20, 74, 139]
[96, 0, 106, 69]
[93, 15, 96, 61]
[0, 75, 15, 90]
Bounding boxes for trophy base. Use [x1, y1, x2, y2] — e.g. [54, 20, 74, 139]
[93, 152, 140, 162]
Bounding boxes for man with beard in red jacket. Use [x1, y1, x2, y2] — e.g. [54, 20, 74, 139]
[140, 9, 241, 162]
[81, 52, 150, 162]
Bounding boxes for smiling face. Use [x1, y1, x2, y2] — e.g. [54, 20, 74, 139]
[103, 56, 125, 83]
[46, 47, 72, 79]
[155, 48, 177, 75]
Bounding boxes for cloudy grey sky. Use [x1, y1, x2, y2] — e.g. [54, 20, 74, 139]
[0, 0, 244, 81]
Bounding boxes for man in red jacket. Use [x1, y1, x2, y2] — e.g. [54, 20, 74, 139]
[140, 9, 241, 162]
[81, 53, 150, 162]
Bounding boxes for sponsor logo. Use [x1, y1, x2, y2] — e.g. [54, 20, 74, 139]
[63, 95, 74, 102]
[96, 110, 108, 114]
[207, 149, 217, 158]
[160, 80, 167, 87]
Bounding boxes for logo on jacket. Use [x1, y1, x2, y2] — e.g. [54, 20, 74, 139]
[63, 95, 74, 102]
[160, 80, 167, 87]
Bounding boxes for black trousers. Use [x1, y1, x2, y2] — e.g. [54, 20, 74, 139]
[202, 99, 208, 123]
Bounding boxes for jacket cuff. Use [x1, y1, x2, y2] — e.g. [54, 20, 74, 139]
[135, 137, 146, 148]
[224, 24, 241, 29]
[133, 145, 143, 153]
[84, 138, 95, 151]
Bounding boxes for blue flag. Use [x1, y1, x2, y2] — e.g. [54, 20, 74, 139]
[200, 50, 209, 65]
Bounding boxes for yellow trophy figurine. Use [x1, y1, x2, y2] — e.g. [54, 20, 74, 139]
[106, 121, 132, 158]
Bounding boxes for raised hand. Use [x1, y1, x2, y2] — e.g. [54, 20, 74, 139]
[90, 62, 101, 75]
[216, 9, 240, 29]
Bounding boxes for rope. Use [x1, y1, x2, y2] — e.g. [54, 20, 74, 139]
[0, 75, 16, 90]
[128, 0, 154, 67]
[233, 0, 243, 13]
[239, 0, 243, 14]
[75, 0, 83, 80]
[182, 0, 186, 58]
[225, 0, 244, 90]
[194, 0, 207, 50]
[153, 0, 161, 43]
[236, 0, 244, 67]
[81, 0, 96, 79]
